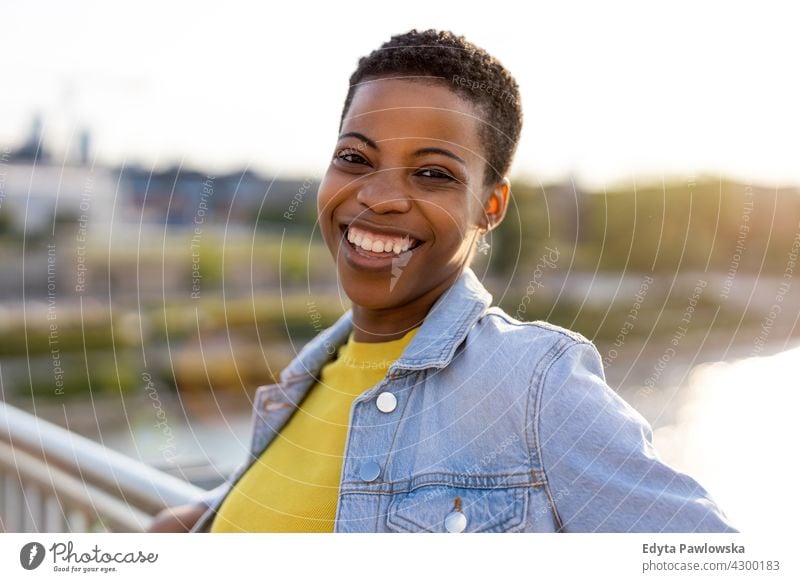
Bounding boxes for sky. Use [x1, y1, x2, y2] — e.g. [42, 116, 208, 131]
[3, 0, 799, 188]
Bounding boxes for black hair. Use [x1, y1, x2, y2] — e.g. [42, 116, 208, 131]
[339, 29, 523, 187]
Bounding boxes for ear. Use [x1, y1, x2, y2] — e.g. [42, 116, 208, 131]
[482, 177, 510, 231]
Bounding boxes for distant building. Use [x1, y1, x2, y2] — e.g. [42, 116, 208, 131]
[6, 115, 51, 164]
[1, 162, 119, 238]
[119, 166, 318, 226]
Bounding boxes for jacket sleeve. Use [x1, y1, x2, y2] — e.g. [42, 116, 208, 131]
[187, 468, 244, 532]
[536, 340, 738, 532]
[191, 480, 232, 509]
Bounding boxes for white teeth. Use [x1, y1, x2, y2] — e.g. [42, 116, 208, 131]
[347, 225, 418, 255]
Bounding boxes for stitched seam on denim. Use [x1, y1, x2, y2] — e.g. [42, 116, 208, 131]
[512, 489, 530, 533]
[340, 470, 541, 493]
[338, 485, 539, 495]
[524, 337, 573, 479]
[490, 487, 528, 532]
[386, 486, 527, 532]
[522, 342, 546, 532]
[338, 486, 394, 495]
[484, 308, 592, 344]
[532, 339, 589, 532]
[407, 473, 539, 491]
[521, 336, 568, 532]
[382, 374, 418, 481]
[339, 482, 539, 494]
[527, 339, 570, 531]
[522, 337, 567, 475]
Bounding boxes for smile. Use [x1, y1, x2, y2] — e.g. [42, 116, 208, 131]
[345, 224, 420, 255]
[338, 222, 424, 270]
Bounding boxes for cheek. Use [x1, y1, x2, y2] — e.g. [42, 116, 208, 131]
[316, 175, 343, 236]
[316, 175, 335, 216]
[423, 205, 472, 250]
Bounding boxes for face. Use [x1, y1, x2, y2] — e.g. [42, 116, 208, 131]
[317, 78, 507, 310]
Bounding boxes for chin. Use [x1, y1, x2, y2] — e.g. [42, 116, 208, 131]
[339, 273, 407, 310]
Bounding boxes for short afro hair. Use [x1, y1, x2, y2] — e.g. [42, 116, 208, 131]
[339, 29, 523, 187]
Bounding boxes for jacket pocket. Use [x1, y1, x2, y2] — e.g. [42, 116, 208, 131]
[385, 484, 528, 533]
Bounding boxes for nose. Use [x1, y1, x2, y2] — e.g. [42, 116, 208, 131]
[355, 171, 412, 214]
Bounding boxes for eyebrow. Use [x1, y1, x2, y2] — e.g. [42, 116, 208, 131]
[338, 132, 378, 149]
[411, 147, 466, 166]
[338, 132, 466, 166]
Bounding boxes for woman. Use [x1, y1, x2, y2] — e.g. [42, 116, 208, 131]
[151, 29, 736, 533]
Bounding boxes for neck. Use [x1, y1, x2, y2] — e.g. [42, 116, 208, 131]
[350, 268, 462, 343]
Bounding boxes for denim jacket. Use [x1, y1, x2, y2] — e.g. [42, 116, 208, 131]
[191, 267, 737, 533]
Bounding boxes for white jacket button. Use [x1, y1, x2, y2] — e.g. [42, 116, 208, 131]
[359, 461, 381, 482]
[445, 511, 467, 533]
[376, 392, 397, 413]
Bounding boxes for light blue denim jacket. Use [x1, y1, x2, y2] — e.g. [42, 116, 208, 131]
[191, 267, 737, 533]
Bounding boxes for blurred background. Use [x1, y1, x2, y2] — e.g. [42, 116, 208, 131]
[1, 0, 798, 533]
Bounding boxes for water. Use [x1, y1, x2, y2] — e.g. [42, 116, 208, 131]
[652, 343, 800, 534]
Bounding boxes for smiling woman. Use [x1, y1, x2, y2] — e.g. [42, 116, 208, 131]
[320, 75, 509, 329]
[149, 29, 737, 534]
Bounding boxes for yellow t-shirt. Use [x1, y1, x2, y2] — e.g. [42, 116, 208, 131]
[210, 326, 419, 532]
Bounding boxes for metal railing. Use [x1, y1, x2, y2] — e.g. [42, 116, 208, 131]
[0, 400, 207, 532]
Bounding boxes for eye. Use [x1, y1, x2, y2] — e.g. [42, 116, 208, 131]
[416, 168, 458, 182]
[334, 148, 369, 165]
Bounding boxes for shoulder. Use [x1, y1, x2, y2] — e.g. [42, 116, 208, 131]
[459, 305, 605, 391]
[475, 305, 597, 356]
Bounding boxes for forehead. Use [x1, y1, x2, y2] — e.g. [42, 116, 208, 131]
[343, 78, 484, 156]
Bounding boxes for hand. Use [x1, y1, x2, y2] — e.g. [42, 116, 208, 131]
[147, 503, 208, 533]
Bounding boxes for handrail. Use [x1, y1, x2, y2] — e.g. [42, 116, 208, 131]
[0, 440, 150, 531]
[0, 400, 208, 532]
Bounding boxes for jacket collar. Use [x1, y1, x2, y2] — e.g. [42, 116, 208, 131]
[280, 267, 493, 382]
